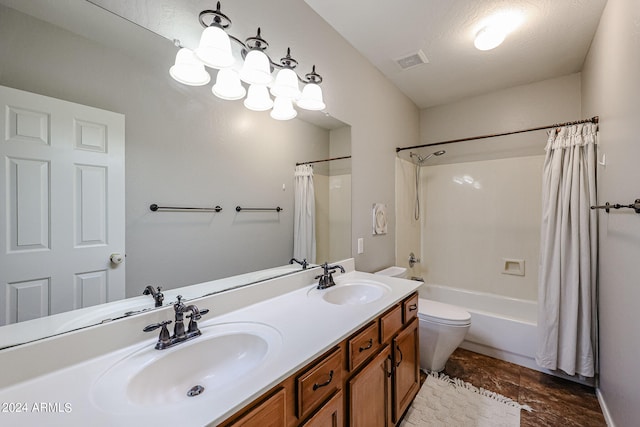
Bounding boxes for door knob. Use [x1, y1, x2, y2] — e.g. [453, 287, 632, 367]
[110, 253, 124, 265]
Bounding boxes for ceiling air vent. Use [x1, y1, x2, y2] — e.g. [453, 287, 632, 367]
[395, 50, 429, 70]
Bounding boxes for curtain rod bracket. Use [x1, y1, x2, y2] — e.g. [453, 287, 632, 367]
[590, 199, 640, 214]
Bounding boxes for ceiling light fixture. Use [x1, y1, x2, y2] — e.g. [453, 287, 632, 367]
[473, 10, 524, 51]
[169, 2, 325, 120]
[474, 26, 506, 51]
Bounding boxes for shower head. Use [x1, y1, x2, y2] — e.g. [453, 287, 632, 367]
[410, 149, 446, 164]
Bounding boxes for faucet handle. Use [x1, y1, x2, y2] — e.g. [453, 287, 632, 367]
[327, 272, 336, 287]
[143, 319, 172, 332]
[186, 308, 210, 320]
[144, 320, 173, 349]
[186, 308, 209, 334]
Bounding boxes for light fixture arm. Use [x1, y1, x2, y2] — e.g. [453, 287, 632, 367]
[301, 65, 323, 84]
[280, 48, 298, 69]
[198, 2, 231, 29]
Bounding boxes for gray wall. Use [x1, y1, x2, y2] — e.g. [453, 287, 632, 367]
[581, 0, 640, 424]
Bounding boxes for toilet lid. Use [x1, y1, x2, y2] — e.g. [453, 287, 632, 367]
[418, 298, 471, 326]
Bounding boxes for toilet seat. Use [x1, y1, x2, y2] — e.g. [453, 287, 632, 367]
[418, 298, 471, 326]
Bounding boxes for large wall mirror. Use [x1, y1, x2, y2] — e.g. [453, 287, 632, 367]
[0, 0, 351, 348]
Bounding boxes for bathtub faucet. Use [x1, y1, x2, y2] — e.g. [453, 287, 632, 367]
[408, 252, 421, 268]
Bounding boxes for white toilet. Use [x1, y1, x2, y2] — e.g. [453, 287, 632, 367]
[375, 266, 471, 372]
[417, 298, 471, 372]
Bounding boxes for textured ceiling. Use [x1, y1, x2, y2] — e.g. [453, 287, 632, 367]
[304, 0, 607, 108]
[3, 0, 607, 112]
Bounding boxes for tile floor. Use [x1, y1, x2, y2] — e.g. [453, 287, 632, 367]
[442, 348, 607, 426]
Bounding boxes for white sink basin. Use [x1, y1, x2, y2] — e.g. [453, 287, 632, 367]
[91, 322, 282, 411]
[309, 280, 391, 305]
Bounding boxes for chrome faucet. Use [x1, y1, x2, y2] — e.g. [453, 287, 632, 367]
[143, 285, 164, 307]
[143, 295, 209, 350]
[315, 262, 345, 289]
[408, 252, 421, 268]
[289, 257, 308, 269]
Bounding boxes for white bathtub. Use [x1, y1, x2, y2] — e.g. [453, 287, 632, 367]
[419, 283, 540, 371]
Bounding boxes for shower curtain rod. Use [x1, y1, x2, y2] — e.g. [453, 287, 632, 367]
[395, 116, 599, 153]
[296, 155, 351, 166]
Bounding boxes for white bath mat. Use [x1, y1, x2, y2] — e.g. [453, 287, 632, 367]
[400, 372, 532, 427]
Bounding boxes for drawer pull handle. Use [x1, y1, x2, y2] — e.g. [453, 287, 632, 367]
[359, 338, 373, 352]
[395, 344, 404, 367]
[408, 304, 417, 311]
[312, 370, 334, 391]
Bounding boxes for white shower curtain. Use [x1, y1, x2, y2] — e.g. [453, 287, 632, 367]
[293, 165, 316, 263]
[536, 123, 598, 377]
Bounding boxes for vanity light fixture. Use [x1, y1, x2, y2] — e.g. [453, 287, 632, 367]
[169, 2, 326, 120]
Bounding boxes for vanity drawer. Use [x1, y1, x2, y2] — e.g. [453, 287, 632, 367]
[380, 304, 403, 344]
[225, 387, 286, 427]
[297, 347, 343, 419]
[403, 292, 419, 324]
[348, 321, 380, 371]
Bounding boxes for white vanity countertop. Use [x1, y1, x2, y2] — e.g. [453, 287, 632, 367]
[0, 270, 420, 427]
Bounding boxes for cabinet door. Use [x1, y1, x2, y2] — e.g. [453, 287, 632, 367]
[348, 345, 392, 427]
[226, 388, 286, 427]
[392, 318, 420, 423]
[301, 391, 343, 427]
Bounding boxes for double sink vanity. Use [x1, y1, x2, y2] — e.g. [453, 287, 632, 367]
[0, 259, 421, 426]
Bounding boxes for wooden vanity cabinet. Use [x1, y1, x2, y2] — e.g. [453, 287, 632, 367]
[380, 304, 403, 344]
[219, 292, 420, 427]
[296, 347, 343, 420]
[346, 294, 420, 426]
[391, 318, 420, 423]
[347, 321, 380, 371]
[347, 345, 393, 427]
[300, 390, 343, 427]
[223, 387, 286, 427]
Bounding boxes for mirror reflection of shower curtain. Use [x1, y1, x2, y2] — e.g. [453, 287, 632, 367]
[293, 165, 316, 263]
[536, 123, 598, 378]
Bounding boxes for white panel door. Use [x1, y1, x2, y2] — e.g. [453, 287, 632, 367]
[0, 85, 125, 325]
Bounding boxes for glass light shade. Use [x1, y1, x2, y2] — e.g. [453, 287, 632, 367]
[169, 48, 211, 86]
[195, 26, 235, 69]
[212, 68, 246, 100]
[243, 84, 273, 111]
[296, 83, 325, 111]
[239, 50, 273, 85]
[474, 26, 505, 51]
[270, 68, 300, 98]
[270, 97, 297, 120]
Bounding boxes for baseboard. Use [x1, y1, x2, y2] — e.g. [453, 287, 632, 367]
[596, 388, 615, 427]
